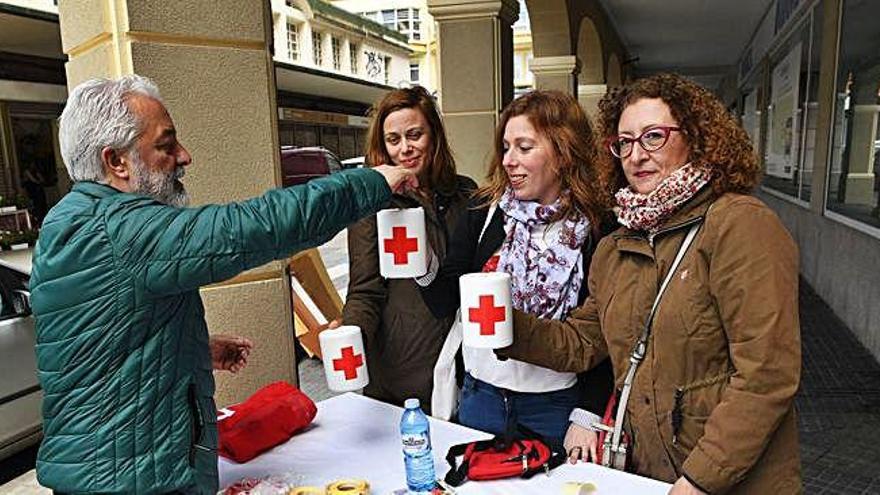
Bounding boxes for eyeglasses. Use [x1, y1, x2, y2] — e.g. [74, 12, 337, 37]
[607, 126, 682, 159]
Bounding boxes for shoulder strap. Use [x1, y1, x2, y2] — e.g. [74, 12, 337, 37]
[610, 221, 702, 453]
[478, 203, 497, 244]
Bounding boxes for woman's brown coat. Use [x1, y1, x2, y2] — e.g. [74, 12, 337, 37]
[501, 189, 802, 494]
[342, 176, 475, 413]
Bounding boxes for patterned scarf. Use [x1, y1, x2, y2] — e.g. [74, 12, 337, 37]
[615, 163, 712, 233]
[496, 189, 590, 320]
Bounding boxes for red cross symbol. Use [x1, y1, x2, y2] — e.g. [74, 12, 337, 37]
[383, 226, 419, 265]
[332, 346, 364, 380]
[468, 295, 506, 336]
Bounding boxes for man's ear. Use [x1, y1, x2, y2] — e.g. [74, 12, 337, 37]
[100, 146, 131, 182]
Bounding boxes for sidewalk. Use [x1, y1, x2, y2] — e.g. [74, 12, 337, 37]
[797, 281, 880, 493]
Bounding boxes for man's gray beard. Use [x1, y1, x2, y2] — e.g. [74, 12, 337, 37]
[129, 152, 189, 207]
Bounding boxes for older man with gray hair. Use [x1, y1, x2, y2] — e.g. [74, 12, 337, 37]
[31, 75, 415, 494]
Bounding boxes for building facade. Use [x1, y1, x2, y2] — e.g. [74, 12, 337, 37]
[330, 0, 535, 96]
[0, 0, 67, 221]
[720, 0, 880, 359]
[271, 0, 411, 159]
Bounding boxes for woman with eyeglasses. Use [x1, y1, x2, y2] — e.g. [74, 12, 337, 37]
[497, 74, 802, 494]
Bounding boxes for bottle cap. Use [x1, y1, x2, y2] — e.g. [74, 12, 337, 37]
[404, 398, 420, 409]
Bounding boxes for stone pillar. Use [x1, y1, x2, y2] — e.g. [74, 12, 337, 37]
[427, 0, 519, 180]
[531, 55, 578, 96]
[57, 1, 298, 406]
[577, 83, 607, 117]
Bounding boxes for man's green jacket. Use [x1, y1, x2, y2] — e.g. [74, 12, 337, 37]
[30, 169, 390, 493]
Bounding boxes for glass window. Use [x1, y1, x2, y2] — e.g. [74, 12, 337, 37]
[826, 0, 880, 228]
[312, 31, 323, 67]
[410, 63, 419, 82]
[398, 9, 409, 20]
[761, 8, 821, 203]
[382, 10, 394, 25]
[412, 20, 421, 41]
[349, 44, 358, 74]
[286, 23, 299, 61]
[331, 36, 342, 71]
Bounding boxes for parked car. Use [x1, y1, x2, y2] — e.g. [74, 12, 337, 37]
[280, 146, 343, 187]
[0, 254, 40, 462]
[340, 156, 366, 169]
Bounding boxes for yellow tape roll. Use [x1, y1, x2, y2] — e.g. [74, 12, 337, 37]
[562, 481, 597, 495]
[326, 479, 370, 495]
[289, 487, 325, 495]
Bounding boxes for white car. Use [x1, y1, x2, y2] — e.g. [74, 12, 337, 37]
[0, 252, 40, 462]
[341, 156, 366, 169]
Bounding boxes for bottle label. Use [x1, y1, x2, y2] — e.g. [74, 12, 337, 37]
[402, 433, 430, 454]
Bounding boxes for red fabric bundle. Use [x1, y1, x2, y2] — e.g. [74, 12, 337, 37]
[218, 381, 317, 463]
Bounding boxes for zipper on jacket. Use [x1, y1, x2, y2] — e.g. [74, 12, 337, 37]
[187, 383, 204, 467]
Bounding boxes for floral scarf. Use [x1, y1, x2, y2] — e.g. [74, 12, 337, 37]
[496, 189, 590, 320]
[615, 163, 712, 233]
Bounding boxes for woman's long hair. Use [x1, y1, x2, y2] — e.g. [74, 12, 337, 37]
[364, 86, 458, 195]
[476, 90, 608, 231]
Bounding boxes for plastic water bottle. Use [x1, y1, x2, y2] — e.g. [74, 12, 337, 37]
[400, 398, 436, 493]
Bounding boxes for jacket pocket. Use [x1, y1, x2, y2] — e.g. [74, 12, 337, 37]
[670, 371, 732, 451]
[187, 383, 205, 467]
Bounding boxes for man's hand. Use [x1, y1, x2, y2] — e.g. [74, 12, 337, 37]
[668, 476, 707, 495]
[563, 423, 599, 464]
[210, 335, 253, 373]
[373, 164, 419, 194]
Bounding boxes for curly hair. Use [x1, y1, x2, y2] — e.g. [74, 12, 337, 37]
[364, 85, 458, 195]
[595, 73, 761, 196]
[476, 90, 609, 232]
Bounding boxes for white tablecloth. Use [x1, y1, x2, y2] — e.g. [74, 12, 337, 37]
[218, 393, 671, 494]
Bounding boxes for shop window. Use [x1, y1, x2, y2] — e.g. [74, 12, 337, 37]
[826, 0, 880, 229]
[761, 7, 821, 203]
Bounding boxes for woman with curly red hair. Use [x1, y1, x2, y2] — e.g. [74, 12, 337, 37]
[499, 73, 802, 494]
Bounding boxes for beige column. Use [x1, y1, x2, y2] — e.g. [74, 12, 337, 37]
[577, 84, 607, 117]
[57, 1, 297, 406]
[530, 55, 579, 96]
[427, 0, 519, 180]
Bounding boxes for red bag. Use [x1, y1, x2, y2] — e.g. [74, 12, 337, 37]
[444, 426, 566, 486]
[218, 381, 317, 463]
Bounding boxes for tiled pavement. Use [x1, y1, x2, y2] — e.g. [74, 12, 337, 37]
[796, 281, 880, 494]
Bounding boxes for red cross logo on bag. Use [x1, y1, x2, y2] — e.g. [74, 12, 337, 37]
[468, 295, 506, 336]
[383, 226, 419, 265]
[332, 346, 364, 380]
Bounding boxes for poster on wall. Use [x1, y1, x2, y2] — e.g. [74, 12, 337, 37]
[766, 43, 801, 179]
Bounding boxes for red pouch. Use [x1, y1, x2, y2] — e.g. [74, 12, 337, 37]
[444, 430, 565, 486]
[218, 381, 316, 463]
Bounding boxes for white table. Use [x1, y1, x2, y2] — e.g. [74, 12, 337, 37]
[219, 393, 671, 494]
